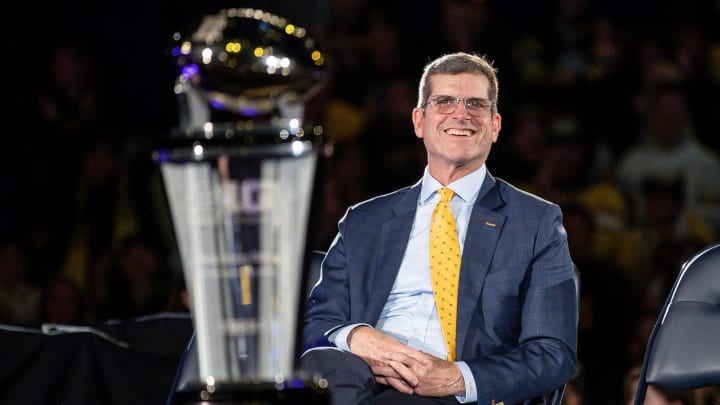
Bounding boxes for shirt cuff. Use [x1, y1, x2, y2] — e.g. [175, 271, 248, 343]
[455, 361, 477, 403]
[328, 323, 372, 351]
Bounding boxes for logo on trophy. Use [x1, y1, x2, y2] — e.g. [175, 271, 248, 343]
[154, 7, 329, 403]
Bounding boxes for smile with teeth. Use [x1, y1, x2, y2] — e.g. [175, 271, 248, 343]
[445, 129, 474, 136]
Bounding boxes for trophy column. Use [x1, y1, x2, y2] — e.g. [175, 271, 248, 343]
[156, 7, 330, 404]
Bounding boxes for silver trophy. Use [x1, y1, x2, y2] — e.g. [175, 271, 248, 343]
[154, 7, 329, 402]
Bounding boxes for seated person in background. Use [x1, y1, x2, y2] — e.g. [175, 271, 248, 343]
[616, 81, 720, 235]
[302, 52, 578, 405]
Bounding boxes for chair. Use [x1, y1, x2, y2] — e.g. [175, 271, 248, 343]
[633, 243, 720, 405]
[548, 389, 564, 405]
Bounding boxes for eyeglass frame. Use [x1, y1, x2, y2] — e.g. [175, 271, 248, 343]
[421, 95, 495, 116]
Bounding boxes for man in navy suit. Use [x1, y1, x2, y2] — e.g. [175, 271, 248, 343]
[302, 52, 578, 405]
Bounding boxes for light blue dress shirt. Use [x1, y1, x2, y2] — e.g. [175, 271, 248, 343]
[330, 165, 486, 403]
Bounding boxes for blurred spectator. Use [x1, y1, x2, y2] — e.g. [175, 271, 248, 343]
[667, 11, 720, 152]
[546, 0, 596, 87]
[315, 0, 371, 89]
[317, 6, 414, 147]
[38, 275, 86, 326]
[95, 234, 172, 321]
[11, 39, 144, 295]
[488, 104, 549, 186]
[432, 0, 499, 55]
[524, 112, 596, 199]
[314, 141, 372, 250]
[360, 9, 405, 80]
[521, 111, 629, 259]
[0, 238, 41, 326]
[616, 81, 720, 233]
[357, 74, 427, 195]
[615, 175, 714, 290]
[58, 131, 140, 291]
[33, 39, 107, 135]
[582, 15, 637, 168]
[4, 39, 105, 287]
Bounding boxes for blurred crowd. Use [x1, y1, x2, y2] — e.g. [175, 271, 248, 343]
[3, 0, 720, 404]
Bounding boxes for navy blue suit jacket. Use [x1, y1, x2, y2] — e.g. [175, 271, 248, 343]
[303, 172, 578, 404]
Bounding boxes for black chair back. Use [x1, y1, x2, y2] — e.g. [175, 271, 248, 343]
[633, 243, 720, 404]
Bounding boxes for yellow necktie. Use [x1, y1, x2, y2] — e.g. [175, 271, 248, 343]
[430, 187, 461, 361]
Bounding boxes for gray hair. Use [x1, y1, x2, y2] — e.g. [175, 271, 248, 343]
[417, 52, 499, 114]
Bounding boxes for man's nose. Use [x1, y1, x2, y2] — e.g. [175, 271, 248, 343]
[452, 100, 471, 118]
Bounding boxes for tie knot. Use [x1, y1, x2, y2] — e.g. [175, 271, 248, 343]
[437, 188, 455, 204]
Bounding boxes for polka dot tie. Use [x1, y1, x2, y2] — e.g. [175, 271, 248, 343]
[430, 187, 461, 361]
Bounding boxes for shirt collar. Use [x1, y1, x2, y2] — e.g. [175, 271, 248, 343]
[420, 165, 487, 205]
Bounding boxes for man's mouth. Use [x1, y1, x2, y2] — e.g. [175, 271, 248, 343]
[445, 129, 474, 136]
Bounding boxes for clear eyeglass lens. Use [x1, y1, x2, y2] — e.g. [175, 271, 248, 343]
[431, 97, 489, 116]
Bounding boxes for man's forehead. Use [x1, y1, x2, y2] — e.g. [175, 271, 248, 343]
[429, 73, 489, 93]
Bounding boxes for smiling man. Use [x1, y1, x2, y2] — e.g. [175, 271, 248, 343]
[302, 52, 578, 405]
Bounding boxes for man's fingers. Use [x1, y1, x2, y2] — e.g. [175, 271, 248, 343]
[382, 350, 430, 366]
[376, 357, 420, 387]
[385, 377, 414, 394]
[371, 364, 399, 378]
[374, 373, 414, 394]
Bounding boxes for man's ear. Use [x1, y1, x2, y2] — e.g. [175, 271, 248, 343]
[491, 112, 502, 142]
[412, 108, 424, 139]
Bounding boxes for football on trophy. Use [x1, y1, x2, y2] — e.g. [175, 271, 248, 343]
[173, 7, 329, 119]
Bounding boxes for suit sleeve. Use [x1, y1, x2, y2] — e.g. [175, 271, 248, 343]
[302, 209, 354, 351]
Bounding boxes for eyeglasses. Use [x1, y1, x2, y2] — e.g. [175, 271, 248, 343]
[423, 95, 493, 116]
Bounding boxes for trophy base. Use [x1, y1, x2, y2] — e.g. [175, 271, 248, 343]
[171, 380, 330, 405]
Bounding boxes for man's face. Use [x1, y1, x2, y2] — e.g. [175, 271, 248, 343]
[649, 91, 689, 147]
[412, 73, 501, 177]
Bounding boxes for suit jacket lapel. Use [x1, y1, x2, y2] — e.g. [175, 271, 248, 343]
[456, 174, 506, 358]
[365, 183, 421, 321]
